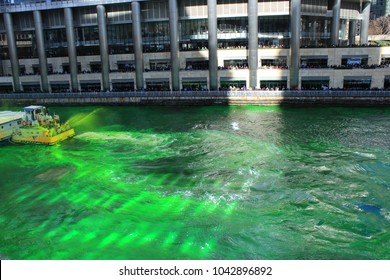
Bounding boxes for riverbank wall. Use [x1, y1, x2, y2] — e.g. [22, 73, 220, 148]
[1, 91, 390, 106]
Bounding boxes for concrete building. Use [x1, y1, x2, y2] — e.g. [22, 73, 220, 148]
[0, 0, 389, 92]
[371, 0, 390, 18]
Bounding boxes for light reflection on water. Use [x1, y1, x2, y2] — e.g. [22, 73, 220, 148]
[0, 106, 389, 259]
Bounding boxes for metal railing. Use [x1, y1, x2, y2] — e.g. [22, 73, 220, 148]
[1, 90, 390, 99]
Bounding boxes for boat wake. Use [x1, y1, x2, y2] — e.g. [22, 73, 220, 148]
[75, 131, 172, 147]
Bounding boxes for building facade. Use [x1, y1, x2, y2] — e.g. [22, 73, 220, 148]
[0, 0, 389, 93]
[371, 0, 390, 18]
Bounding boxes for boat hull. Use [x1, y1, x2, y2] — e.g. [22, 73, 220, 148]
[0, 138, 10, 146]
[11, 128, 75, 145]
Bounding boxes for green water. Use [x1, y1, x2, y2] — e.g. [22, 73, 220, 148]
[0, 106, 389, 260]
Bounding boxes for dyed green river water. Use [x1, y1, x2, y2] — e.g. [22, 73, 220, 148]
[0, 106, 389, 260]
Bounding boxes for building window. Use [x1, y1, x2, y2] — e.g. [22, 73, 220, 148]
[258, 16, 289, 48]
[185, 59, 208, 70]
[179, 19, 208, 51]
[223, 59, 248, 70]
[220, 79, 246, 90]
[107, 23, 133, 54]
[301, 78, 329, 90]
[343, 77, 371, 90]
[301, 56, 328, 68]
[218, 17, 248, 49]
[260, 57, 287, 68]
[148, 60, 171, 72]
[142, 21, 170, 52]
[260, 80, 287, 90]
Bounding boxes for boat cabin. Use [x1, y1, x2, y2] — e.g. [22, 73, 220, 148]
[0, 111, 24, 141]
[23, 106, 47, 123]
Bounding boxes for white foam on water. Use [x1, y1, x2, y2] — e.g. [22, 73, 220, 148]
[75, 131, 171, 147]
[314, 166, 332, 172]
[230, 122, 240, 130]
[354, 151, 377, 159]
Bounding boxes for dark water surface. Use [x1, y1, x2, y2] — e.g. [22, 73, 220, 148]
[0, 106, 389, 259]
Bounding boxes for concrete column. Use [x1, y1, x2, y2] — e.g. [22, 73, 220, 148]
[4, 13, 21, 92]
[97, 5, 110, 91]
[169, 0, 180, 91]
[33, 10, 49, 92]
[208, 0, 218, 90]
[248, 0, 258, 89]
[131, 1, 144, 90]
[331, 0, 341, 46]
[64, 8, 79, 92]
[290, 0, 301, 90]
[360, 1, 371, 45]
[340, 19, 347, 41]
[348, 20, 357, 45]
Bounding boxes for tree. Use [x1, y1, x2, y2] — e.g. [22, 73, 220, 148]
[376, 16, 390, 35]
[369, 16, 390, 35]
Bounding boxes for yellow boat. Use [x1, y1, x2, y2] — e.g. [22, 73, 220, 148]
[11, 106, 75, 145]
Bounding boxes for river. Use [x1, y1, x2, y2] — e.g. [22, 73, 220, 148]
[0, 105, 389, 259]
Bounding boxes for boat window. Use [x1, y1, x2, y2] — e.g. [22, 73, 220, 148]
[9, 123, 12, 126]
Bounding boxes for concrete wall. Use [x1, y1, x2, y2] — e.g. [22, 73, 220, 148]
[1, 94, 389, 107]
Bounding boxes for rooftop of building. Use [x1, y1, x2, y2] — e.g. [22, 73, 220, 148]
[0, 0, 372, 13]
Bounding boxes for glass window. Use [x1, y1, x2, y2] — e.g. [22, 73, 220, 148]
[45, 29, 67, 48]
[23, 83, 41, 93]
[112, 81, 134, 92]
[385, 76, 390, 90]
[223, 59, 248, 69]
[0, 84, 13, 93]
[300, 57, 328, 68]
[301, 16, 330, 47]
[16, 31, 36, 58]
[146, 80, 170, 91]
[301, 79, 329, 90]
[381, 57, 390, 66]
[185, 60, 208, 70]
[50, 83, 70, 93]
[260, 57, 287, 68]
[260, 80, 287, 90]
[45, 28, 68, 57]
[220, 80, 246, 90]
[19, 65, 26, 75]
[77, 46, 100, 56]
[80, 82, 101, 92]
[116, 62, 135, 72]
[179, 19, 208, 51]
[148, 60, 171, 71]
[90, 62, 101, 73]
[62, 63, 81, 74]
[32, 65, 40, 75]
[75, 26, 99, 46]
[258, 16, 289, 48]
[182, 80, 208, 91]
[218, 17, 248, 49]
[142, 21, 170, 52]
[343, 78, 371, 90]
[107, 24, 133, 46]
